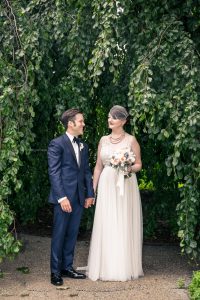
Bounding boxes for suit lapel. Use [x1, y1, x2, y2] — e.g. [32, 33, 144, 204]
[63, 134, 79, 167]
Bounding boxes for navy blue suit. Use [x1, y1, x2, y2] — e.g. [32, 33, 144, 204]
[48, 134, 94, 274]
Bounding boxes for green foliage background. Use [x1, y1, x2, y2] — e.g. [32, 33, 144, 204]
[189, 271, 200, 300]
[0, 0, 199, 261]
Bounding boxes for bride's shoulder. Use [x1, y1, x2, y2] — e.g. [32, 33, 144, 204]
[125, 133, 140, 150]
[99, 135, 110, 145]
[125, 132, 136, 141]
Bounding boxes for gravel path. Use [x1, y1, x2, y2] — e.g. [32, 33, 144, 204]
[0, 234, 193, 299]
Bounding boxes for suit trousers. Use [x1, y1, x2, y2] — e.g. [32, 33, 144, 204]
[50, 196, 84, 274]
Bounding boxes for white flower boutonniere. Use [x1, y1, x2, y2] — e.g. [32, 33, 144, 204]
[79, 143, 84, 151]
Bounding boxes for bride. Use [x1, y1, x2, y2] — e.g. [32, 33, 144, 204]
[87, 105, 144, 281]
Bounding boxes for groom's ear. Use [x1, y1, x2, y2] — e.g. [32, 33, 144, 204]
[68, 120, 75, 128]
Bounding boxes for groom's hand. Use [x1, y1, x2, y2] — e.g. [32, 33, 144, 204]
[60, 198, 72, 213]
[84, 198, 95, 208]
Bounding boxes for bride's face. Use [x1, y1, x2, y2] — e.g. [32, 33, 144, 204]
[108, 114, 126, 130]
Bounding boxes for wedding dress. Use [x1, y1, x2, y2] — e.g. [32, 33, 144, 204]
[87, 133, 143, 281]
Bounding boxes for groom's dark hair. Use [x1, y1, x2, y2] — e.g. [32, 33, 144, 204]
[60, 108, 82, 129]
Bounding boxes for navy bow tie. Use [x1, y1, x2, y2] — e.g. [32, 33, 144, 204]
[73, 137, 80, 144]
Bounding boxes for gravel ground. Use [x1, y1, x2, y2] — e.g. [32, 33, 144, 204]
[0, 234, 194, 300]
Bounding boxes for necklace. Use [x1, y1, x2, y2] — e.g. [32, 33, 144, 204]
[109, 132, 125, 144]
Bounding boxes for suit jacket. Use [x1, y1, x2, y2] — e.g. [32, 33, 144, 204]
[48, 134, 94, 205]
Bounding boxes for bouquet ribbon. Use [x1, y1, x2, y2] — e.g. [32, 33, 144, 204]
[116, 170, 124, 196]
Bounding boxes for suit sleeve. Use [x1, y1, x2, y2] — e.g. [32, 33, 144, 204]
[47, 140, 67, 201]
[84, 144, 95, 198]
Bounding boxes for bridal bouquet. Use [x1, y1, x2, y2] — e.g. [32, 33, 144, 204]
[110, 148, 136, 178]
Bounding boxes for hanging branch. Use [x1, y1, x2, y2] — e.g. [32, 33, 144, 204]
[0, 112, 2, 150]
[4, 0, 28, 85]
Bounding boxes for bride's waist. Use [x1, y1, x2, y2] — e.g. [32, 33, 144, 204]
[103, 163, 112, 168]
[103, 164, 119, 171]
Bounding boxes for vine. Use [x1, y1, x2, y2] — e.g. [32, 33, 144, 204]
[0, 0, 39, 258]
[128, 16, 200, 258]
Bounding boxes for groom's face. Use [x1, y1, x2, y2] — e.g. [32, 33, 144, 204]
[70, 113, 85, 136]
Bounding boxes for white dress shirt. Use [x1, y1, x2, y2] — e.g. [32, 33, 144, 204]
[58, 132, 80, 203]
[66, 132, 80, 165]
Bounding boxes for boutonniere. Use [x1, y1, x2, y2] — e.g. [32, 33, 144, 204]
[79, 143, 84, 151]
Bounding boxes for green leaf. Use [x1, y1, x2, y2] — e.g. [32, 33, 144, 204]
[190, 241, 197, 249]
[16, 267, 30, 274]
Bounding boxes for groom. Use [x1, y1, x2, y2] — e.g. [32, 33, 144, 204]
[48, 108, 94, 286]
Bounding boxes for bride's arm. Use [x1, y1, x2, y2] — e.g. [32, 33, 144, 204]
[131, 136, 142, 173]
[93, 140, 104, 193]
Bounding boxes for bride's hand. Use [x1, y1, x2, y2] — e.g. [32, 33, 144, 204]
[127, 166, 134, 173]
[84, 198, 95, 208]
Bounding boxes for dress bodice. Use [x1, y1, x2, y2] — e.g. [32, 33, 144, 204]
[100, 133, 134, 166]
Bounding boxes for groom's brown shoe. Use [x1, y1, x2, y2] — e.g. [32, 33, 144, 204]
[51, 273, 63, 286]
[61, 268, 86, 279]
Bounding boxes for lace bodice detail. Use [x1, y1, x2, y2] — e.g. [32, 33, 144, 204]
[100, 133, 134, 166]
